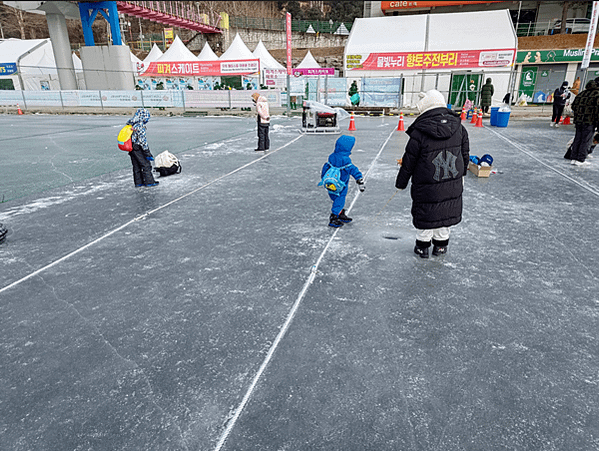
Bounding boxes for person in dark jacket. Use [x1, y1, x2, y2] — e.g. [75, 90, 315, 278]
[551, 81, 571, 127]
[480, 78, 494, 114]
[126, 108, 158, 187]
[319, 135, 365, 228]
[348, 80, 360, 106]
[570, 80, 599, 166]
[395, 90, 470, 258]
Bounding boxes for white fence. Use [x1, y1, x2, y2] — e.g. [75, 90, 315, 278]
[0, 89, 282, 110]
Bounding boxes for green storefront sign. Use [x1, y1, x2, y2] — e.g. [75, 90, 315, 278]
[516, 49, 599, 64]
[519, 67, 538, 98]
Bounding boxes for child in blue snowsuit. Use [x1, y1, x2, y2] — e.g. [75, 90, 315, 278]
[320, 135, 365, 227]
[126, 108, 158, 187]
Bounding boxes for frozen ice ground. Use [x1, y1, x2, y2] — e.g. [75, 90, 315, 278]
[1, 113, 598, 450]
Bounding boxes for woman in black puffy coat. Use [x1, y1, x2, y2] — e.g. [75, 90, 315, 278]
[395, 90, 470, 258]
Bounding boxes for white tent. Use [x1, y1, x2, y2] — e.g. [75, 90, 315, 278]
[334, 23, 350, 35]
[344, 10, 517, 107]
[156, 36, 198, 62]
[252, 40, 284, 70]
[197, 42, 219, 61]
[219, 33, 254, 61]
[0, 38, 61, 90]
[130, 51, 142, 73]
[296, 50, 321, 69]
[143, 44, 164, 64]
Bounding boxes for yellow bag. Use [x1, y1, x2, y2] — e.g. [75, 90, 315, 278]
[117, 125, 133, 152]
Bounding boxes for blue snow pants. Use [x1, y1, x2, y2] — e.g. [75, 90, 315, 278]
[328, 188, 347, 215]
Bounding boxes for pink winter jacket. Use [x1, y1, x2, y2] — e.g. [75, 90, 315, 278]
[256, 96, 270, 124]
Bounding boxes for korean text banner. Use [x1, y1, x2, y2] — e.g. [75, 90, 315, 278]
[348, 49, 515, 71]
[141, 59, 260, 76]
[293, 68, 335, 76]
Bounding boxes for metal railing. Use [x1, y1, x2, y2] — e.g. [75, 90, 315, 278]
[515, 20, 589, 37]
[229, 16, 352, 34]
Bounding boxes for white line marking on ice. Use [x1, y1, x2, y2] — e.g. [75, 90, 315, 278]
[0, 135, 304, 295]
[213, 127, 397, 451]
[489, 128, 599, 198]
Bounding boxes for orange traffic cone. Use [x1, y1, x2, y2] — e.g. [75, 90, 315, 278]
[470, 107, 478, 124]
[348, 111, 356, 131]
[475, 110, 483, 127]
[562, 116, 571, 125]
[17, 103, 23, 115]
[460, 105, 466, 121]
[397, 112, 405, 131]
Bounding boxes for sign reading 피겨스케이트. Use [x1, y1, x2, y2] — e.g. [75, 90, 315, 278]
[141, 59, 260, 76]
[347, 49, 515, 71]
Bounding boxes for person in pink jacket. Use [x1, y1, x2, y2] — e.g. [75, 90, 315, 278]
[251, 92, 270, 151]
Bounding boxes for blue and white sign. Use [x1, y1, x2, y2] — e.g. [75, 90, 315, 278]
[0, 63, 17, 75]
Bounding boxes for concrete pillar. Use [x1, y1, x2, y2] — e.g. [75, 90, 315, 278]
[45, 12, 78, 90]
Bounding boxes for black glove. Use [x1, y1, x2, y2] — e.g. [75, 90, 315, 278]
[356, 179, 365, 192]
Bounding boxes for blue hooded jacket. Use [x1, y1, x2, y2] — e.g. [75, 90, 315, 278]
[321, 135, 363, 185]
[127, 108, 151, 151]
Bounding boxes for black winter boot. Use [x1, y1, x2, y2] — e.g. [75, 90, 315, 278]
[329, 214, 344, 228]
[338, 209, 352, 223]
[432, 238, 449, 256]
[414, 240, 431, 258]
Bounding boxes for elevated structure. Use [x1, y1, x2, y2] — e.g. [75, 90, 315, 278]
[116, 1, 222, 34]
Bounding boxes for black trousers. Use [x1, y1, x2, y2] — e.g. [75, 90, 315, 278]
[571, 123, 595, 162]
[130, 144, 156, 186]
[257, 122, 270, 150]
[552, 104, 565, 124]
[482, 105, 489, 113]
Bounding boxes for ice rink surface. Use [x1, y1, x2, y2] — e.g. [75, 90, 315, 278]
[1, 113, 598, 450]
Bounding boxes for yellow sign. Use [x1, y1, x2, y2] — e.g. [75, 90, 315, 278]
[164, 28, 174, 40]
[220, 12, 229, 29]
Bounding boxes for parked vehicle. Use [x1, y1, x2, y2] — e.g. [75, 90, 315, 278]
[552, 18, 591, 34]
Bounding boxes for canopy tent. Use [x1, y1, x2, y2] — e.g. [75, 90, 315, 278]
[253, 40, 284, 70]
[219, 33, 254, 61]
[296, 50, 321, 69]
[197, 42, 219, 61]
[344, 10, 517, 107]
[130, 51, 142, 75]
[143, 44, 164, 64]
[0, 38, 61, 90]
[155, 36, 198, 62]
[22, 47, 60, 90]
[334, 23, 350, 35]
[139, 33, 259, 80]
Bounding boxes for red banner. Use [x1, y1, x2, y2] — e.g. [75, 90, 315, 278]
[349, 49, 515, 71]
[141, 59, 260, 76]
[286, 13, 292, 75]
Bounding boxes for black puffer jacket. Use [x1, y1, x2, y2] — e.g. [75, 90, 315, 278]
[395, 107, 470, 229]
[572, 80, 599, 125]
